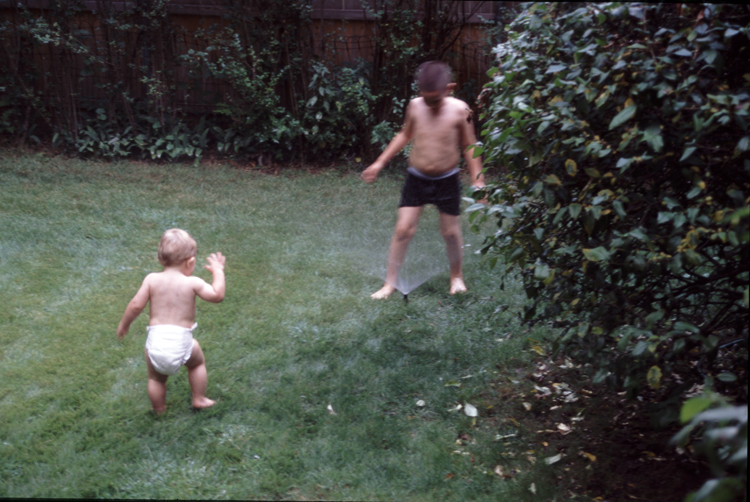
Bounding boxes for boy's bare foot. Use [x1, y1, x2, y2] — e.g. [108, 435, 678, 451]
[371, 284, 396, 299]
[450, 277, 467, 295]
[192, 397, 216, 409]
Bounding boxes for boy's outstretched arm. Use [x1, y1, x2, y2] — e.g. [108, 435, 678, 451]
[195, 252, 226, 303]
[117, 278, 151, 339]
[361, 104, 415, 183]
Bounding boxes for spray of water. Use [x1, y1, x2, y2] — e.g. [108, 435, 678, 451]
[358, 206, 448, 298]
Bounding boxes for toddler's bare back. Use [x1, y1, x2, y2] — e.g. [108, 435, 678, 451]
[145, 269, 204, 328]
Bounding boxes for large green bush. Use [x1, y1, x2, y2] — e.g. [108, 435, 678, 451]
[473, 1, 748, 391]
[470, 3, 748, 498]
[470, 2, 748, 497]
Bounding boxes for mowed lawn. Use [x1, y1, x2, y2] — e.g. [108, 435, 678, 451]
[0, 150, 556, 500]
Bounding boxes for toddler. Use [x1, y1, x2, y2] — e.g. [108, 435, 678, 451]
[117, 228, 225, 414]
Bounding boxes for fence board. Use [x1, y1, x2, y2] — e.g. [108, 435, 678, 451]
[0, 0, 505, 115]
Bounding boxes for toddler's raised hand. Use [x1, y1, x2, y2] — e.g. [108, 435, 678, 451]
[205, 252, 226, 273]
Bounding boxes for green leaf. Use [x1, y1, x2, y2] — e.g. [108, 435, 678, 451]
[680, 146, 696, 162]
[629, 228, 648, 241]
[702, 49, 718, 65]
[609, 105, 637, 130]
[565, 158, 577, 177]
[647, 366, 662, 389]
[716, 372, 737, 383]
[613, 200, 626, 218]
[568, 203, 582, 219]
[642, 125, 663, 153]
[646, 309, 664, 325]
[687, 186, 702, 199]
[689, 478, 745, 502]
[680, 397, 713, 423]
[582, 212, 595, 235]
[582, 246, 611, 262]
[553, 206, 568, 224]
[578, 322, 589, 338]
[673, 321, 700, 334]
[546, 64, 567, 73]
[663, 197, 681, 209]
[534, 261, 550, 279]
[658, 212, 674, 224]
[632, 340, 650, 357]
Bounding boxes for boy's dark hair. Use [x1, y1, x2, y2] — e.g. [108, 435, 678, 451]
[415, 61, 452, 92]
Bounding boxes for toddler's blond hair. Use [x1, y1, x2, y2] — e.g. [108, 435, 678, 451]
[158, 228, 197, 267]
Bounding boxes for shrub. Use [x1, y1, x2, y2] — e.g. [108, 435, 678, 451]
[302, 60, 378, 160]
[673, 393, 747, 502]
[470, 3, 748, 404]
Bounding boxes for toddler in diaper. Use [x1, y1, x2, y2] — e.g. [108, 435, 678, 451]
[117, 228, 225, 414]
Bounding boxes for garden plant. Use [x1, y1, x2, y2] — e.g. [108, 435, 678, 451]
[469, 3, 748, 501]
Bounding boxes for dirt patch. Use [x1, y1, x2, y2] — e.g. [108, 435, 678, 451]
[493, 356, 711, 501]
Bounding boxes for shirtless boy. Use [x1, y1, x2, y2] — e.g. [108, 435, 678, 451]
[361, 61, 485, 298]
[117, 228, 225, 414]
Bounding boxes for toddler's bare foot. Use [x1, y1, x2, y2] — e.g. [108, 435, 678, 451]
[371, 284, 396, 299]
[450, 277, 467, 295]
[192, 397, 216, 409]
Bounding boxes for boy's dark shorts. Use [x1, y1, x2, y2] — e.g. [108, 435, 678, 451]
[399, 168, 462, 216]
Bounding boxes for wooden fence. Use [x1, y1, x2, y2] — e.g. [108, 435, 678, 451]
[0, 1, 507, 117]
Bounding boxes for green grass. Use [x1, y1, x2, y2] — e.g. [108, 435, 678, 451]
[0, 150, 558, 500]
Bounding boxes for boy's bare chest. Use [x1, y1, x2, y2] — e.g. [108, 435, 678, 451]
[413, 113, 461, 144]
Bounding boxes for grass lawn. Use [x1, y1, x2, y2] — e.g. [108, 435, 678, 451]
[0, 150, 559, 500]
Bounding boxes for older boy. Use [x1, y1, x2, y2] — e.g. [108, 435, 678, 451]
[361, 61, 485, 298]
[117, 228, 225, 414]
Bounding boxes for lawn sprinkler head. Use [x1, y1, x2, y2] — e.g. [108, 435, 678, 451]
[404, 293, 408, 304]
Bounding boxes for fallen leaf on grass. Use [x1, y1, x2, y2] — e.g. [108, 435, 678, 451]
[494, 465, 504, 477]
[557, 423, 571, 434]
[534, 385, 552, 395]
[464, 403, 478, 417]
[416, 400, 425, 407]
[327, 404, 337, 415]
[523, 402, 532, 411]
[529, 482, 537, 494]
[581, 451, 597, 462]
[545, 453, 563, 465]
[445, 472, 454, 480]
[495, 433, 517, 440]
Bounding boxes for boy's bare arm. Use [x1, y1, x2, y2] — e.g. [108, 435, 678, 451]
[117, 277, 151, 339]
[361, 103, 415, 183]
[461, 107, 486, 189]
[194, 252, 226, 303]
